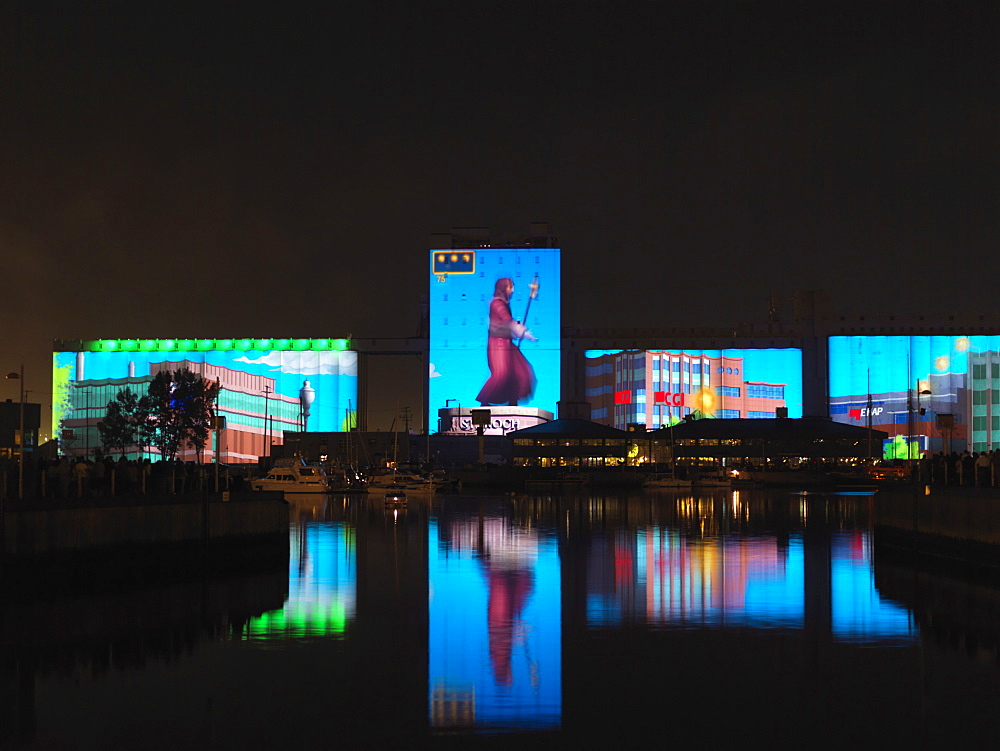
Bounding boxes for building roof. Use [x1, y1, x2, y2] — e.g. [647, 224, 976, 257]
[508, 418, 631, 439]
[650, 417, 887, 441]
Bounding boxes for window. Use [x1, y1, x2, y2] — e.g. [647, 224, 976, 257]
[748, 411, 775, 419]
[718, 386, 740, 398]
[747, 385, 785, 400]
[717, 409, 740, 419]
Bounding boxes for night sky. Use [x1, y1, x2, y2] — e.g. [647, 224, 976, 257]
[3, 2, 998, 431]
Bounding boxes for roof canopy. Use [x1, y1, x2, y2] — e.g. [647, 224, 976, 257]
[650, 417, 887, 441]
[508, 418, 631, 439]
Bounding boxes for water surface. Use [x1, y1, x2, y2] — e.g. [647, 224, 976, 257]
[6, 489, 1000, 749]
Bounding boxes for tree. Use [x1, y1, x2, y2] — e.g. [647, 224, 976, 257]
[147, 369, 220, 460]
[97, 387, 153, 457]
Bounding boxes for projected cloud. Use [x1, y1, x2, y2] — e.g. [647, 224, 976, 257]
[235, 351, 357, 376]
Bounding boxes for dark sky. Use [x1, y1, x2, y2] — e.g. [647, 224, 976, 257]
[3, 1, 999, 430]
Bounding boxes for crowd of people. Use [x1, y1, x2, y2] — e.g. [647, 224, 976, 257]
[918, 450, 1000, 486]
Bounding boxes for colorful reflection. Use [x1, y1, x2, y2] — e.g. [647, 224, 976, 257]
[243, 522, 356, 640]
[831, 531, 915, 643]
[585, 519, 915, 644]
[429, 515, 561, 731]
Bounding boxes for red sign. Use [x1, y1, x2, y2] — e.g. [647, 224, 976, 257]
[654, 391, 685, 406]
[614, 390, 631, 404]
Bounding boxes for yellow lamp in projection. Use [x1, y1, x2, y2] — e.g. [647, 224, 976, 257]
[691, 386, 718, 417]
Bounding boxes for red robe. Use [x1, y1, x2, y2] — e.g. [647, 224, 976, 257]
[475, 297, 536, 406]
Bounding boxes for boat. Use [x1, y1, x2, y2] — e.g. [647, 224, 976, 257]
[384, 489, 407, 505]
[643, 473, 692, 489]
[251, 459, 331, 493]
[367, 471, 442, 492]
[689, 471, 732, 488]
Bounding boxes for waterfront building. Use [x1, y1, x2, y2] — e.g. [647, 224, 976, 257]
[646, 417, 886, 470]
[509, 419, 631, 468]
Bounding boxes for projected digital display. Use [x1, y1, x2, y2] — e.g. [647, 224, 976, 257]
[53, 343, 357, 462]
[584, 347, 802, 429]
[429, 515, 561, 730]
[828, 335, 998, 457]
[429, 248, 561, 419]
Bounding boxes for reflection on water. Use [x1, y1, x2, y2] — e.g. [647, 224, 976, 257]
[430, 502, 561, 731]
[8, 489, 1000, 748]
[239, 494, 357, 642]
[583, 494, 914, 643]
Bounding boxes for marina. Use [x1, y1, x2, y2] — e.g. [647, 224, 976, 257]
[4, 487, 1000, 748]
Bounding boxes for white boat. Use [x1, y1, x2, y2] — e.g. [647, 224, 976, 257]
[251, 460, 331, 493]
[644, 475, 693, 489]
[367, 471, 441, 492]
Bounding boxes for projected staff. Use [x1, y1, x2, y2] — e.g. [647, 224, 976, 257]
[476, 276, 539, 406]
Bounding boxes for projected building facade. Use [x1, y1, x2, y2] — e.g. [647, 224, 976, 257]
[53, 339, 356, 462]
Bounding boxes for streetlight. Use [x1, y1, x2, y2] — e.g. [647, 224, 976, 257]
[907, 379, 933, 463]
[6, 366, 24, 500]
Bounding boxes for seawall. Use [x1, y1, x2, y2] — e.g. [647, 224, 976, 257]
[873, 487, 1000, 566]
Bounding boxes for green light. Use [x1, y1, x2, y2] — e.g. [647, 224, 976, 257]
[69, 337, 353, 353]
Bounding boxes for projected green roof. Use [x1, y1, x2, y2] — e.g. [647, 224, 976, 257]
[54, 338, 352, 353]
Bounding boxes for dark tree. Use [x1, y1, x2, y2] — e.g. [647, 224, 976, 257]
[147, 369, 220, 460]
[97, 387, 153, 457]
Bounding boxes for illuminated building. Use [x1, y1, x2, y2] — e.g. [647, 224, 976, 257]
[646, 416, 886, 468]
[585, 349, 791, 430]
[53, 338, 356, 462]
[428, 225, 561, 423]
[509, 418, 631, 468]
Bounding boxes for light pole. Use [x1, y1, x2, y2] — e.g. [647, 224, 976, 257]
[263, 385, 272, 455]
[6, 366, 24, 500]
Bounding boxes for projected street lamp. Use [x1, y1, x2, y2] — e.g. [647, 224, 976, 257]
[906, 381, 933, 462]
[5, 366, 24, 500]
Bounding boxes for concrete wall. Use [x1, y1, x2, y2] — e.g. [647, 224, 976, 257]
[873, 489, 1000, 562]
[2, 495, 288, 557]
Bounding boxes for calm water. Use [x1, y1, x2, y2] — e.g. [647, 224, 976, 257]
[6, 489, 1000, 749]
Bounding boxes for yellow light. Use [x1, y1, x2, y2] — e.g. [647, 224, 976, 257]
[955, 336, 970, 352]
